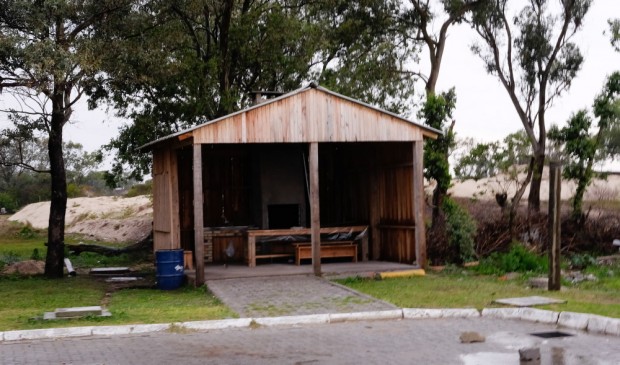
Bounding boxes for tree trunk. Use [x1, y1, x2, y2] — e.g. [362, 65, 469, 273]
[527, 149, 545, 214]
[44, 96, 68, 279]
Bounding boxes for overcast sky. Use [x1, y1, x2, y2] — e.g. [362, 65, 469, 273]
[1, 1, 619, 167]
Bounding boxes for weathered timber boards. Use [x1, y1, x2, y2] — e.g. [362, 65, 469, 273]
[294, 243, 358, 266]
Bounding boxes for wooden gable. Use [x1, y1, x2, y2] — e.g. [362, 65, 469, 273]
[189, 88, 434, 144]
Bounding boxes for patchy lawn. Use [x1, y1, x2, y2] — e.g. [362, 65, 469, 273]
[338, 270, 620, 318]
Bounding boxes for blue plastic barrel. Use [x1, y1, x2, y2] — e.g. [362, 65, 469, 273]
[155, 249, 185, 290]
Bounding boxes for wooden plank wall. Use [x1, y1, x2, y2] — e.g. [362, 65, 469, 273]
[152, 146, 180, 251]
[177, 147, 194, 251]
[319, 142, 417, 264]
[192, 89, 424, 144]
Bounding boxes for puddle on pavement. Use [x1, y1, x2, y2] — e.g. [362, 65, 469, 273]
[461, 352, 517, 365]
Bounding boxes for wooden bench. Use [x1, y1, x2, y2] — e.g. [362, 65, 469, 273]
[255, 253, 294, 262]
[293, 241, 357, 265]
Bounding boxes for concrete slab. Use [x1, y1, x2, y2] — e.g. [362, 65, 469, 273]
[55, 306, 103, 318]
[90, 267, 130, 275]
[493, 295, 566, 307]
[105, 277, 141, 282]
[44, 309, 111, 320]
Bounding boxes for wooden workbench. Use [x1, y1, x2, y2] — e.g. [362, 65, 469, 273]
[246, 226, 369, 267]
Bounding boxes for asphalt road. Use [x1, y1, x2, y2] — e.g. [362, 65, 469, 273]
[2, 318, 620, 365]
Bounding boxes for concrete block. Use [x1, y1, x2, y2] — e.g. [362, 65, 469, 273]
[181, 318, 253, 331]
[402, 309, 445, 319]
[0, 332, 4, 342]
[91, 325, 134, 336]
[129, 324, 170, 334]
[254, 314, 329, 327]
[403, 308, 479, 319]
[329, 310, 403, 323]
[481, 308, 524, 320]
[4, 327, 92, 341]
[55, 306, 103, 318]
[519, 308, 559, 324]
[605, 318, 620, 336]
[586, 315, 609, 334]
[558, 312, 591, 330]
[440, 309, 480, 318]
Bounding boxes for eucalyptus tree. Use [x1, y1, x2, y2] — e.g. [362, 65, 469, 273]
[470, 0, 591, 214]
[549, 72, 620, 223]
[0, 0, 135, 277]
[93, 0, 419, 183]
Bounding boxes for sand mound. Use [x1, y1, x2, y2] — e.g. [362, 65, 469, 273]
[9, 196, 153, 243]
[2, 260, 45, 275]
[449, 168, 620, 202]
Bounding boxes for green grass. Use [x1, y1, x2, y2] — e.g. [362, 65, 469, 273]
[0, 276, 236, 331]
[338, 271, 620, 318]
[0, 216, 235, 331]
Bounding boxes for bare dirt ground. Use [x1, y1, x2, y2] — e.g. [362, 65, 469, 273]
[8, 196, 153, 243]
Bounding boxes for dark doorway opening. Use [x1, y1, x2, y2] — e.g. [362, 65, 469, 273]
[268, 204, 300, 229]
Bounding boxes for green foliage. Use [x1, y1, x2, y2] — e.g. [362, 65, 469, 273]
[18, 225, 36, 239]
[470, 0, 591, 212]
[94, 0, 418, 182]
[0, 192, 17, 212]
[610, 18, 620, 52]
[548, 72, 620, 221]
[421, 89, 457, 194]
[126, 180, 152, 198]
[29, 248, 42, 261]
[474, 244, 547, 275]
[0, 251, 21, 270]
[442, 198, 477, 263]
[569, 253, 597, 270]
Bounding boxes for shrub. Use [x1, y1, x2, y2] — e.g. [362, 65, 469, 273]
[0, 251, 21, 270]
[0, 192, 18, 212]
[474, 243, 548, 275]
[126, 180, 152, 197]
[442, 197, 477, 264]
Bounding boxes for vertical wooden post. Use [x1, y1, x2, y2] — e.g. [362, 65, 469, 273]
[309, 142, 321, 276]
[369, 171, 381, 260]
[413, 140, 427, 268]
[193, 144, 205, 286]
[548, 162, 562, 291]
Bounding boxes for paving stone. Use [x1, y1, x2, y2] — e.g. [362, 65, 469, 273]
[3, 318, 620, 364]
[206, 275, 396, 317]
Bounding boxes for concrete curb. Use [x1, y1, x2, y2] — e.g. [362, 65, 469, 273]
[2, 308, 619, 342]
[481, 307, 620, 336]
[403, 308, 480, 319]
[330, 309, 403, 323]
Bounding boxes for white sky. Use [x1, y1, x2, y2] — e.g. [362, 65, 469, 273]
[1, 1, 619, 168]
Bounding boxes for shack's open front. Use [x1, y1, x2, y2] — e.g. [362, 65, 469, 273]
[145, 85, 439, 285]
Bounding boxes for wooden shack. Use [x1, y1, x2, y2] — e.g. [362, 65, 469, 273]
[142, 83, 440, 285]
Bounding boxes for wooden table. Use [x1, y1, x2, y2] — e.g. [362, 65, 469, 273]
[246, 226, 369, 267]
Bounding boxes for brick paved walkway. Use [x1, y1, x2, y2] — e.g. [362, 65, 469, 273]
[206, 275, 396, 317]
[2, 318, 619, 364]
